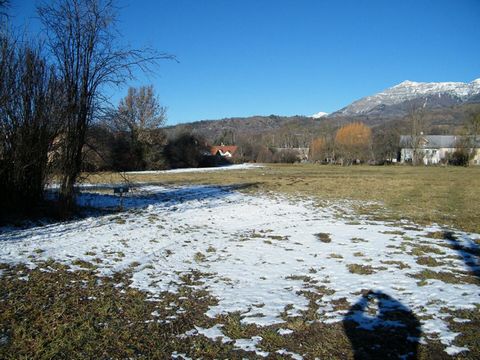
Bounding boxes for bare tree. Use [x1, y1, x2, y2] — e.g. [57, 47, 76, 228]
[112, 85, 167, 169]
[37, 0, 173, 215]
[407, 103, 427, 165]
[214, 129, 236, 146]
[115, 85, 166, 133]
[0, 35, 62, 216]
[461, 106, 480, 165]
[0, 0, 8, 32]
[372, 125, 400, 164]
[467, 106, 480, 141]
[0, 0, 8, 16]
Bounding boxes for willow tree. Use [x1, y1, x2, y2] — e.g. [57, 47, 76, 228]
[334, 122, 372, 165]
[38, 0, 173, 216]
[310, 136, 335, 163]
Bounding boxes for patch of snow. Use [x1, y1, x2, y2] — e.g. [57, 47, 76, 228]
[0, 185, 479, 355]
[452, 318, 471, 323]
[234, 336, 269, 357]
[194, 324, 232, 344]
[310, 111, 328, 118]
[445, 345, 469, 356]
[276, 349, 304, 360]
[337, 78, 480, 115]
[0, 335, 9, 346]
[277, 328, 294, 335]
[125, 163, 261, 175]
[171, 352, 192, 360]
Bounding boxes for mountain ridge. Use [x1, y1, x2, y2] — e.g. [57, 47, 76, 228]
[329, 78, 480, 117]
[164, 79, 480, 144]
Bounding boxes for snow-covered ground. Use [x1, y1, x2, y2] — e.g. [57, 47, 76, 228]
[125, 163, 262, 175]
[0, 184, 479, 357]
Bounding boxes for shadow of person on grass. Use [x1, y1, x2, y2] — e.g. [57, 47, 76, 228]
[343, 290, 421, 360]
[441, 230, 480, 281]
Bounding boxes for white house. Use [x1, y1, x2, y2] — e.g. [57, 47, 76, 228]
[400, 135, 480, 165]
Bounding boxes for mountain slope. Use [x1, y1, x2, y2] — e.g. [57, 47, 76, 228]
[330, 79, 480, 118]
[164, 115, 316, 141]
[164, 79, 480, 144]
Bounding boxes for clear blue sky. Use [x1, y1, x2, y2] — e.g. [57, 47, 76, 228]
[10, 0, 480, 125]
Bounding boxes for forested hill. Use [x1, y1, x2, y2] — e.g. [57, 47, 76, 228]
[164, 115, 317, 143]
[164, 103, 478, 146]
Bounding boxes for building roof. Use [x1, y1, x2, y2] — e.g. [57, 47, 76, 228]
[210, 145, 238, 156]
[400, 135, 480, 148]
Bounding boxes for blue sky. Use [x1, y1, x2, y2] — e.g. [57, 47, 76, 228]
[10, 0, 480, 125]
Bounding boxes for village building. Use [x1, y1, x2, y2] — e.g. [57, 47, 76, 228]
[210, 144, 238, 158]
[400, 135, 480, 165]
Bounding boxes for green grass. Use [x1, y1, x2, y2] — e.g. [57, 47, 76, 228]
[83, 164, 480, 232]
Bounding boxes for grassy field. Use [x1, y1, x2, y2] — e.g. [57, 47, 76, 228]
[3, 261, 474, 360]
[85, 164, 480, 233]
[1, 164, 479, 359]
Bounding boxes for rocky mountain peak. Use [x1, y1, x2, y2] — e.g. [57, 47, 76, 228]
[329, 78, 480, 117]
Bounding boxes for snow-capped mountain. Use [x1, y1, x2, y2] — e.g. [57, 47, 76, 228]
[310, 111, 328, 118]
[331, 78, 480, 117]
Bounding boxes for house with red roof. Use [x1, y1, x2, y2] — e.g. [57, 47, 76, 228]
[210, 144, 238, 158]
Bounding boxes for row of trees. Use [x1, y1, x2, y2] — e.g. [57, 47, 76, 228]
[0, 0, 172, 219]
[310, 106, 480, 166]
[211, 122, 397, 165]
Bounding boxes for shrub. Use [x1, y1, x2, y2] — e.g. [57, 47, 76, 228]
[163, 133, 210, 169]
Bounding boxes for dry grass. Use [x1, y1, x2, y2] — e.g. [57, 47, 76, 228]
[315, 232, 332, 243]
[0, 261, 236, 359]
[82, 164, 480, 233]
[0, 261, 469, 359]
[411, 269, 479, 285]
[347, 264, 387, 275]
[10, 164, 474, 358]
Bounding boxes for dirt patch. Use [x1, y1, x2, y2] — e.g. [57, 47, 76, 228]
[347, 264, 384, 275]
[315, 233, 331, 243]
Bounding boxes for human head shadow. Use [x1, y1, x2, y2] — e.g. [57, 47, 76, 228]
[343, 290, 421, 360]
[440, 231, 480, 281]
[0, 182, 259, 237]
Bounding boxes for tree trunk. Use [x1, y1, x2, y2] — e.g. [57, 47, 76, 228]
[59, 174, 75, 217]
[58, 111, 87, 217]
